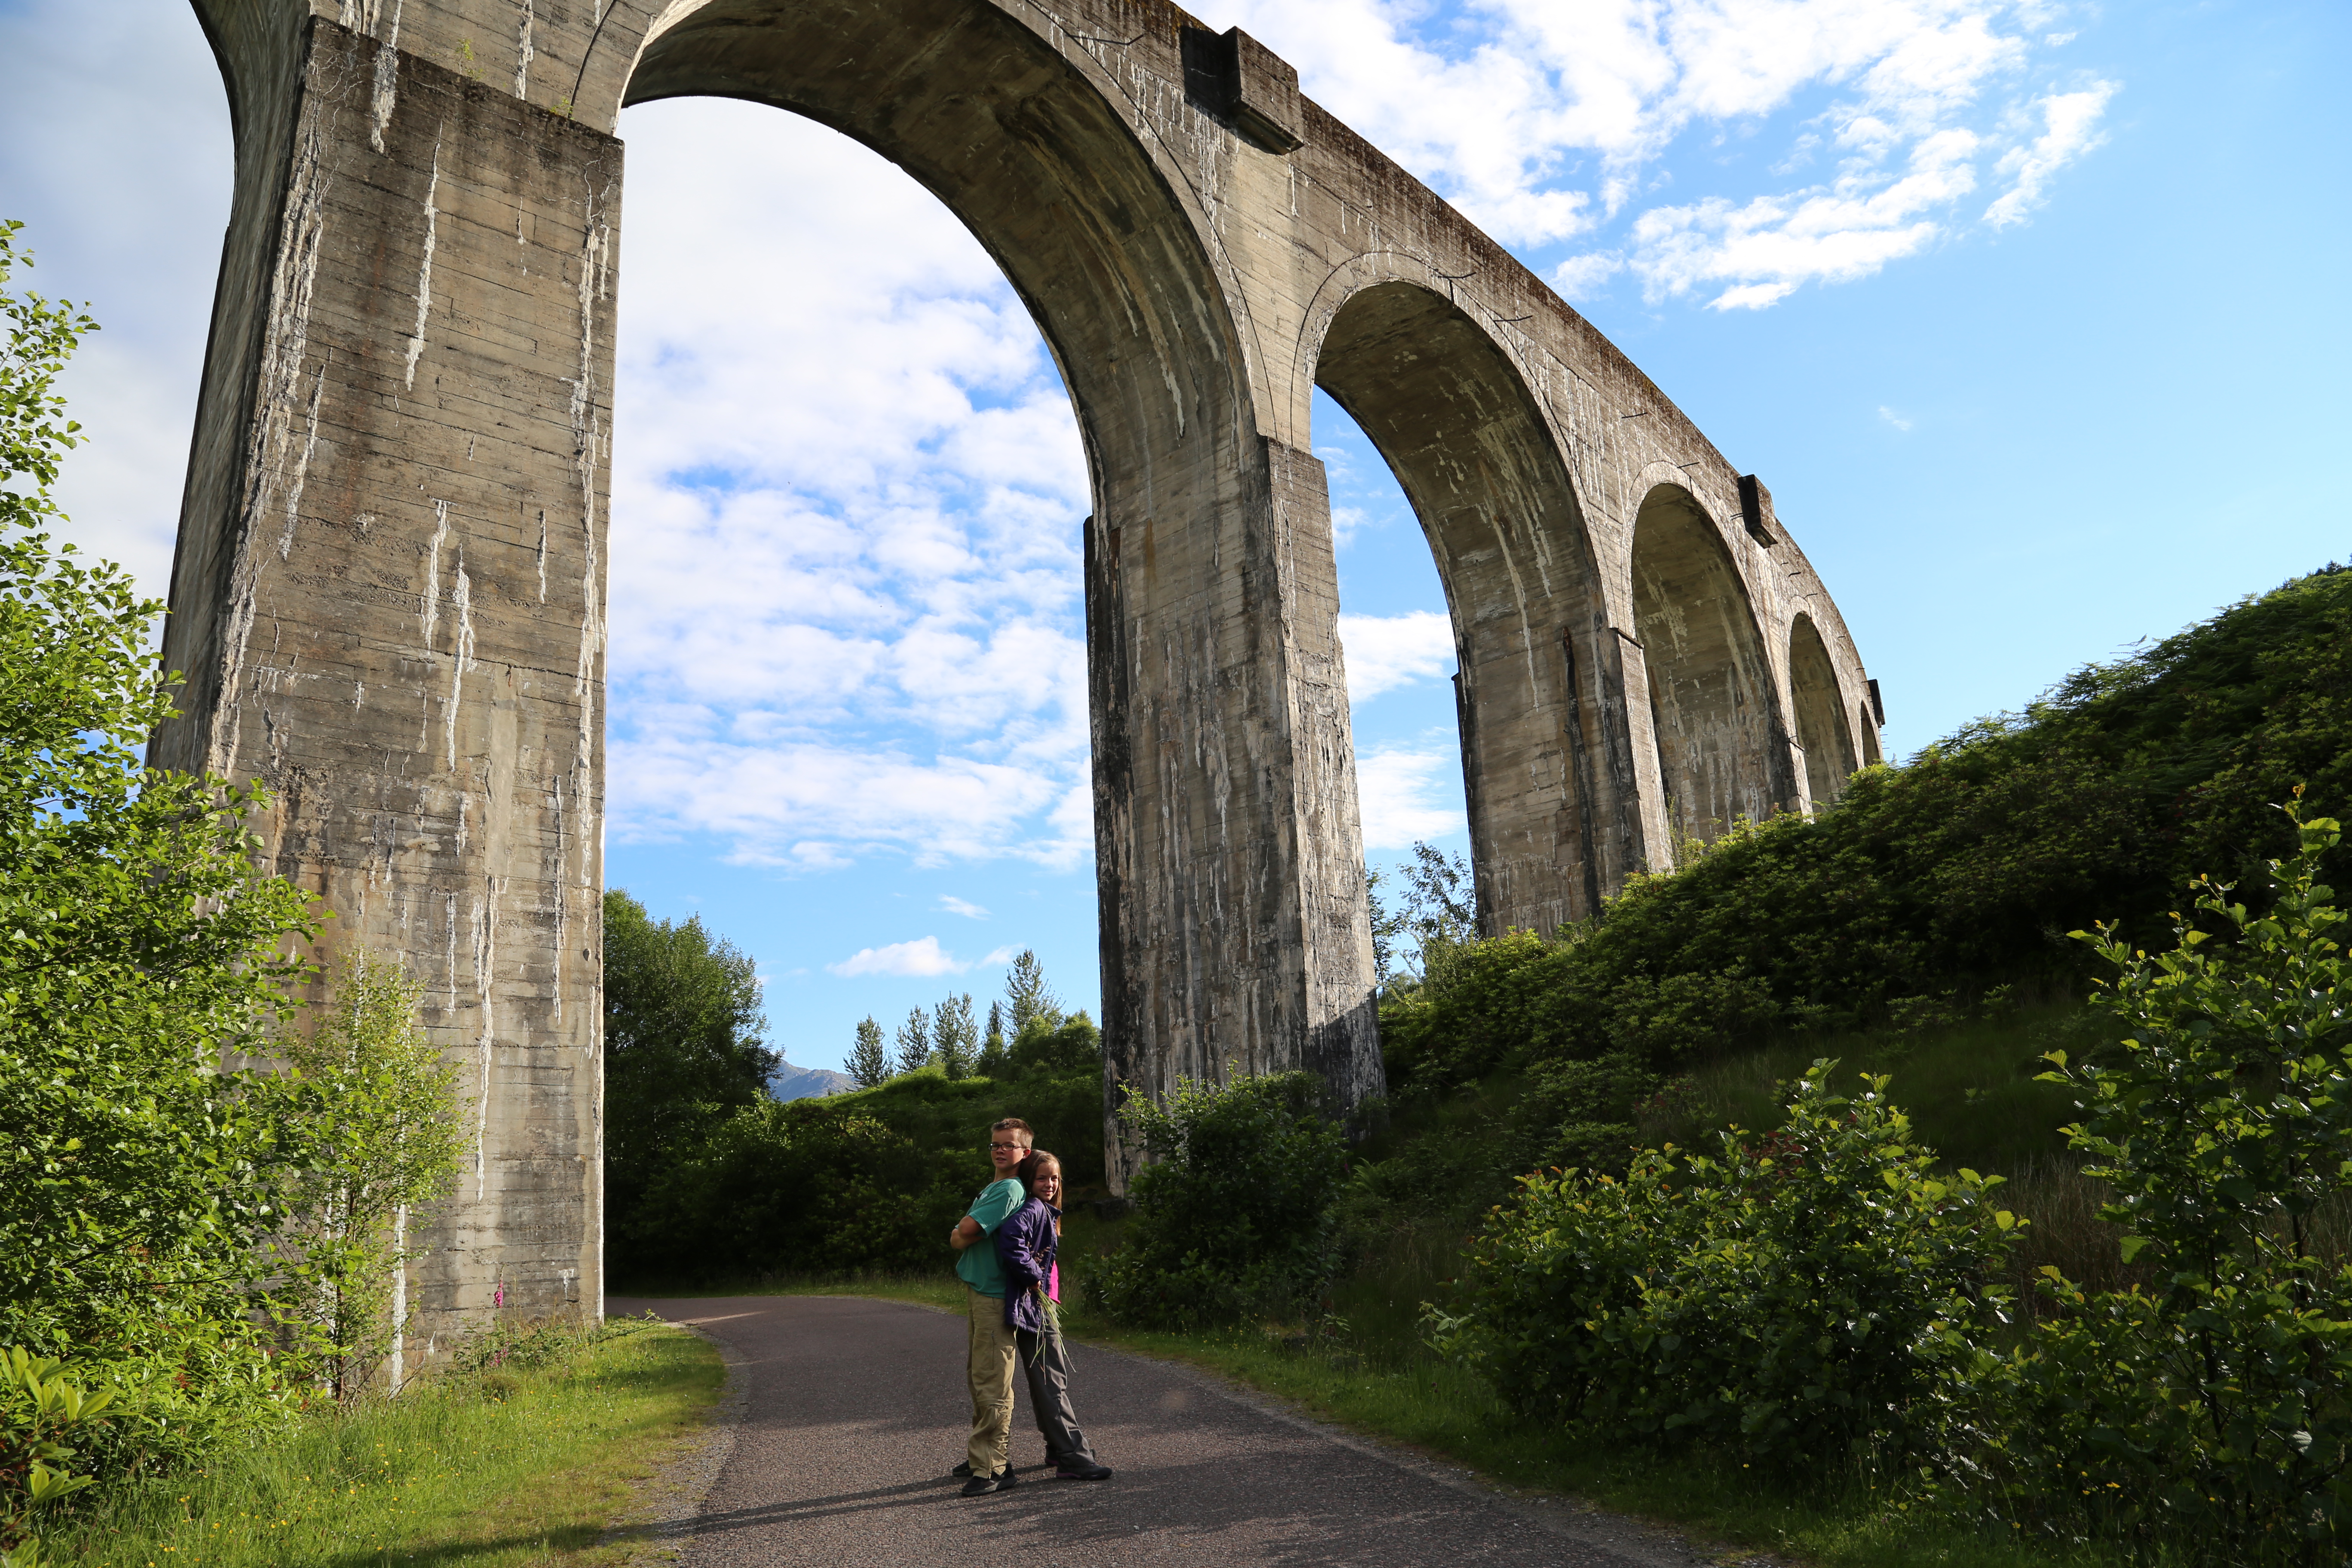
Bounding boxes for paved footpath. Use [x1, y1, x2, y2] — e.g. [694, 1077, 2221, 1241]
[610, 1294, 1717, 1568]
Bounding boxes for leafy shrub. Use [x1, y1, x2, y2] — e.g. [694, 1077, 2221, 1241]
[275, 951, 469, 1402]
[619, 1102, 970, 1280]
[1375, 563, 2352, 1104]
[1091, 1072, 1350, 1330]
[1429, 1063, 2021, 1466]
[0, 1348, 113, 1568]
[612, 1055, 1106, 1281]
[1007, 1012, 1104, 1075]
[1976, 800, 2352, 1563]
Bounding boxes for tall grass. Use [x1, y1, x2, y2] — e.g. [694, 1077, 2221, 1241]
[48, 1318, 721, 1568]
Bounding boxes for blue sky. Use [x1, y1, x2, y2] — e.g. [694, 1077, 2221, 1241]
[2, 0, 2346, 1073]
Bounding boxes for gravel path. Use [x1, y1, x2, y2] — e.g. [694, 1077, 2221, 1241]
[609, 1293, 1728, 1568]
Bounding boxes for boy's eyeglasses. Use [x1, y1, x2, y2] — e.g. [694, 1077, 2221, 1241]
[989, 1141, 1023, 1152]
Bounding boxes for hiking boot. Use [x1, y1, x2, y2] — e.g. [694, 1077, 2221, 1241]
[1054, 1461, 1114, 1481]
[959, 1472, 1000, 1497]
[949, 1460, 974, 1478]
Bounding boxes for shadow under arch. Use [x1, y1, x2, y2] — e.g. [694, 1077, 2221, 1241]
[1787, 612, 1859, 808]
[625, 0, 1380, 1169]
[1630, 484, 1793, 846]
[1312, 278, 1638, 934]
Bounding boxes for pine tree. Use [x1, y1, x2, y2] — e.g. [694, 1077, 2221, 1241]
[848, 1015, 889, 1087]
[894, 1006, 933, 1075]
[977, 1000, 1008, 1078]
[935, 992, 979, 1081]
[1004, 949, 1060, 1035]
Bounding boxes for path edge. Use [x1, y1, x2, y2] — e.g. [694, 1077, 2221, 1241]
[600, 1320, 752, 1565]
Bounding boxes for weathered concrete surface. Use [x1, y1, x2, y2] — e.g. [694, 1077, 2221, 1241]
[161, 0, 1881, 1339]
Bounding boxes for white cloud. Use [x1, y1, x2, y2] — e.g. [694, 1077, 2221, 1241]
[1355, 739, 1468, 849]
[1221, 0, 2114, 308]
[1629, 126, 1979, 307]
[1551, 251, 1626, 300]
[0, 0, 230, 605]
[1985, 82, 2117, 228]
[1338, 610, 1457, 702]
[1879, 404, 1915, 430]
[939, 895, 991, 919]
[607, 101, 1093, 873]
[828, 936, 966, 977]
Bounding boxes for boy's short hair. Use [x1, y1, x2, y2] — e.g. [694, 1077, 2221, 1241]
[990, 1117, 1034, 1148]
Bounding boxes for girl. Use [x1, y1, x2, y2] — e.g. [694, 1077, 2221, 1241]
[994, 1150, 1113, 1480]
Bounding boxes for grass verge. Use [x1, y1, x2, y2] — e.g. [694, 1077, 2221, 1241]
[52, 1317, 724, 1568]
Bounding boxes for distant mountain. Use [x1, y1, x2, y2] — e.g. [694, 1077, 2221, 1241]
[768, 1061, 855, 1102]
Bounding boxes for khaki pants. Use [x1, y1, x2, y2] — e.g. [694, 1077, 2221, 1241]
[965, 1286, 1019, 1476]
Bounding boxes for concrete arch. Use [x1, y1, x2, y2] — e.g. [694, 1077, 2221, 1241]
[619, 0, 1279, 461]
[1308, 271, 1637, 933]
[619, 18, 1363, 1173]
[1629, 484, 1794, 848]
[159, 0, 1876, 1341]
[1787, 612, 1859, 808]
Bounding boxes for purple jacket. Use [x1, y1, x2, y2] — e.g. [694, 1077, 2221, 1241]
[994, 1196, 1059, 1332]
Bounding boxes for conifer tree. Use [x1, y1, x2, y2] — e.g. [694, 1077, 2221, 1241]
[894, 1006, 933, 1075]
[977, 1000, 1008, 1078]
[935, 992, 979, 1080]
[1004, 949, 1060, 1035]
[848, 1015, 888, 1087]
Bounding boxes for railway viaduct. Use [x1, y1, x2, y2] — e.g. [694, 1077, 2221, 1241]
[160, 0, 1882, 1344]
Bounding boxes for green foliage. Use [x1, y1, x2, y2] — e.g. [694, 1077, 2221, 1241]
[0, 224, 322, 1472]
[847, 1015, 889, 1089]
[602, 889, 775, 1240]
[615, 1063, 1105, 1282]
[0, 1348, 115, 1567]
[273, 952, 469, 1401]
[1377, 563, 2352, 1105]
[933, 992, 978, 1080]
[1429, 1063, 2021, 1467]
[1092, 1072, 1350, 1331]
[1007, 1010, 1103, 1075]
[1978, 802, 2352, 1562]
[893, 1005, 932, 1075]
[1003, 949, 1059, 1034]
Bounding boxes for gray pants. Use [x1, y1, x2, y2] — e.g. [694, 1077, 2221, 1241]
[1017, 1326, 1098, 1467]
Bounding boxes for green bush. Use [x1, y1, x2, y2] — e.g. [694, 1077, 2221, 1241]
[613, 1062, 1104, 1281]
[1429, 1063, 2021, 1467]
[0, 1348, 113, 1568]
[1975, 801, 2352, 1563]
[1376, 563, 2352, 1105]
[1091, 1072, 1349, 1331]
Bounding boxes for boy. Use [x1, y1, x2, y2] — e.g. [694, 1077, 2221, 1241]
[947, 1116, 1029, 1495]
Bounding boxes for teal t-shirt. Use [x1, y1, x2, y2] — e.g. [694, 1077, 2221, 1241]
[955, 1177, 1025, 1296]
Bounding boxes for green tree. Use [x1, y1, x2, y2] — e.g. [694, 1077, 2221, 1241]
[847, 1015, 889, 1089]
[1004, 949, 1060, 1033]
[934, 992, 978, 1081]
[0, 220, 322, 1455]
[1092, 1072, 1348, 1329]
[893, 1006, 932, 1075]
[977, 1000, 1008, 1079]
[274, 951, 469, 1401]
[602, 890, 775, 1239]
[1988, 797, 2352, 1559]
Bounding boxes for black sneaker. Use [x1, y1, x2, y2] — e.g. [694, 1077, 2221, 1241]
[949, 1460, 974, 1478]
[959, 1473, 999, 1497]
[994, 1468, 1021, 1492]
[1054, 1461, 1113, 1481]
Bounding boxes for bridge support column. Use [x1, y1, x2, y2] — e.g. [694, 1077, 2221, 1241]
[155, 16, 614, 1335]
[1088, 438, 1382, 1191]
